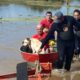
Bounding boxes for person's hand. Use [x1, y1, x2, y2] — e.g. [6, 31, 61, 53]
[43, 28, 49, 33]
[38, 49, 42, 54]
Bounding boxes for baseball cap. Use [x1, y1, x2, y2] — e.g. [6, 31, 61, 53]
[54, 11, 63, 23]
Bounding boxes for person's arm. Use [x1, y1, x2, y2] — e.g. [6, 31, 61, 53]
[40, 19, 45, 27]
[72, 17, 80, 28]
[40, 23, 57, 49]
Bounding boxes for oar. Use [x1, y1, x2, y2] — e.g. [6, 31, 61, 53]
[0, 73, 16, 79]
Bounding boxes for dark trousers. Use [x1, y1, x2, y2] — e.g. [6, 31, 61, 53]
[56, 40, 75, 71]
[78, 38, 80, 53]
[75, 36, 80, 55]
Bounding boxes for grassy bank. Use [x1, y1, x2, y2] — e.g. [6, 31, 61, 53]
[25, 1, 63, 8]
[0, 17, 43, 22]
[0, 0, 63, 8]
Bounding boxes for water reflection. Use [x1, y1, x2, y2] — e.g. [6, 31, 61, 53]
[26, 5, 62, 13]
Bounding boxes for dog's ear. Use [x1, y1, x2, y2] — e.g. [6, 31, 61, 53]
[26, 38, 31, 44]
[26, 38, 30, 41]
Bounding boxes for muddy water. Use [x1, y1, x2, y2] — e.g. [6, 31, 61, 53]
[0, 22, 37, 60]
[0, 1, 80, 80]
[0, 0, 80, 60]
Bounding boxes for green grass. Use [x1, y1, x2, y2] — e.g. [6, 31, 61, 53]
[0, 17, 43, 22]
[24, 1, 63, 8]
[0, 0, 63, 8]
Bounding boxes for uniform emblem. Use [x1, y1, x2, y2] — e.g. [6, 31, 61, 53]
[63, 27, 68, 32]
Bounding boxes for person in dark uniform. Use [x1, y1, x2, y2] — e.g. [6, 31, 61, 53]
[38, 11, 80, 72]
[73, 9, 80, 59]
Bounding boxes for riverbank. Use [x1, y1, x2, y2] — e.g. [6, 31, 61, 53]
[24, 1, 63, 8]
[0, 0, 63, 8]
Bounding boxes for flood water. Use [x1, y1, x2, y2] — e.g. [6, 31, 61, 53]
[0, 0, 80, 59]
[0, 0, 80, 80]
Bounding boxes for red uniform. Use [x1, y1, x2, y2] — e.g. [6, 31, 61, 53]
[32, 33, 50, 53]
[40, 18, 54, 29]
[32, 33, 47, 40]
